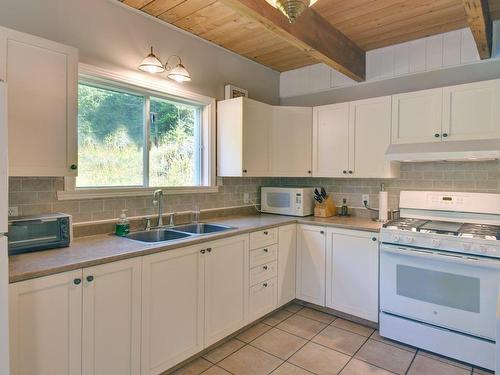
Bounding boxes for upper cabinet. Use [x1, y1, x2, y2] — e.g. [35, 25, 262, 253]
[442, 80, 500, 141]
[0, 26, 78, 177]
[217, 97, 273, 177]
[392, 79, 500, 145]
[272, 106, 312, 177]
[391, 88, 443, 144]
[313, 97, 398, 178]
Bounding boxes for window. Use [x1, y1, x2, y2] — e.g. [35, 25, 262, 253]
[72, 74, 214, 195]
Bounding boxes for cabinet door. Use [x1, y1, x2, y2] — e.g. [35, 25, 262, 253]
[272, 107, 312, 177]
[442, 80, 500, 141]
[278, 224, 296, 306]
[296, 225, 326, 306]
[392, 88, 443, 144]
[205, 235, 248, 346]
[313, 103, 349, 177]
[326, 229, 379, 322]
[242, 98, 273, 176]
[82, 258, 141, 375]
[142, 245, 204, 375]
[350, 96, 399, 178]
[5, 28, 78, 176]
[9, 270, 82, 375]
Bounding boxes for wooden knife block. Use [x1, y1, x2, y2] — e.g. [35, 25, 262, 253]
[314, 196, 337, 218]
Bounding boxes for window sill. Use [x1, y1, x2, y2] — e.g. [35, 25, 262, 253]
[57, 185, 220, 201]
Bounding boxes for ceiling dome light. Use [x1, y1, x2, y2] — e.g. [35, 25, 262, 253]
[138, 47, 165, 74]
[265, 0, 318, 23]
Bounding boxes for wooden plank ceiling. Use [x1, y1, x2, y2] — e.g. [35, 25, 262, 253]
[121, 0, 498, 73]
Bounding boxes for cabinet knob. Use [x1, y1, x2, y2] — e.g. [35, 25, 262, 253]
[434, 133, 440, 138]
[263, 231, 268, 235]
[86, 275, 94, 282]
[442, 133, 448, 138]
[320, 230, 325, 234]
[70, 164, 78, 170]
[263, 265, 268, 270]
[200, 249, 206, 254]
[242, 169, 247, 173]
[348, 170, 353, 174]
[206, 247, 212, 253]
[73, 278, 81, 285]
[263, 283, 268, 288]
[307, 170, 312, 174]
[343, 170, 347, 174]
[372, 237, 377, 242]
[263, 248, 268, 253]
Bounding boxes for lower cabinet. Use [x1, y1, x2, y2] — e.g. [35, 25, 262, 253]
[277, 224, 296, 306]
[9, 258, 142, 375]
[326, 228, 379, 322]
[204, 235, 249, 346]
[9, 270, 82, 375]
[248, 278, 278, 320]
[141, 244, 204, 375]
[296, 225, 327, 306]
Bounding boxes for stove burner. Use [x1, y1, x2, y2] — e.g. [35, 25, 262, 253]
[383, 219, 500, 240]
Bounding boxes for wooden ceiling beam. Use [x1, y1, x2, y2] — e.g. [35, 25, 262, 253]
[462, 0, 492, 59]
[218, 0, 366, 81]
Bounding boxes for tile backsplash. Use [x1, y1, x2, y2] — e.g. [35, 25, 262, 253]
[8, 161, 500, 223]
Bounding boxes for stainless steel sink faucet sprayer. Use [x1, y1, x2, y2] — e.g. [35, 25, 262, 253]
[153, 189, 164, 227]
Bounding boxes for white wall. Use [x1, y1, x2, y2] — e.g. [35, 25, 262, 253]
[280, 28, 481, 98]
[0, 0, 280, 104]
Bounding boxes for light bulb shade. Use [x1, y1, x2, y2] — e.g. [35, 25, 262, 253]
[265, 0, 317, 23]
[167, 63, 191, 82]
[138, 47, 165, 74]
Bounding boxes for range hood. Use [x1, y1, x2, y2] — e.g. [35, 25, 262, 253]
[385, 139, 500, 162]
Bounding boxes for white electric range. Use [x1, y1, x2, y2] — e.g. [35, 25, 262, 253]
[379, 190, 500, 371]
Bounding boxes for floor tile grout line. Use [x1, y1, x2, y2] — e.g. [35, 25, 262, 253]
[416, 349, 475, 372]
[334, 332, 370, 375]
[369, 332, 417, 354]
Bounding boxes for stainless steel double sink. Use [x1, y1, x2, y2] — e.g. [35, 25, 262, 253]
[124, 223, 234, 243]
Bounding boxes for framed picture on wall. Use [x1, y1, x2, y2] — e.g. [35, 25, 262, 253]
[224, 84, 248, 99]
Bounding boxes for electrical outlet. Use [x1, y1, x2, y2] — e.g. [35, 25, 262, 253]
[243, 192, 250, 204]
[8, 206, 19, 217]
[362, 195, 369, 207]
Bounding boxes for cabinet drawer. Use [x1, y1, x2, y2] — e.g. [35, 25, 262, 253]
[248, 278, 277, 320]
[250, 244, 278, 268]
[249, 228, 278, 249]
[250, 261, 277, 286]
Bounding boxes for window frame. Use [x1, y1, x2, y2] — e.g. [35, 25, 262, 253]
[58, 63, 217, 200]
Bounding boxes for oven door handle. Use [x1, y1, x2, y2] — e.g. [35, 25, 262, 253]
[381, 245, 500, 270]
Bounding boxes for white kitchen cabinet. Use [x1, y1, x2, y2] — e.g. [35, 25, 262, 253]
[204, 235, 249, 346]
[391, 88, 443, 144]
[296, 225, 326, 306]
[313, 97, 397, 178]
[217, 97, 273, 176]
[9, 270, 83, 375]
[278, 224, 296, 306]
[141, 244, 204, 375]
[442, 79, 500, 141]
[0, 26, 78, 176]
[82, 258, 141, 375]
[248, 278, 277, 321]
[312, 103, 350, 177]
[326, 228, 379, 322]
[272, 106, 313, 177]
[350, 96, 399, 178]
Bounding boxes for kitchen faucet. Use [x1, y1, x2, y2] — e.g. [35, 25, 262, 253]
[153, 189, 164, 227]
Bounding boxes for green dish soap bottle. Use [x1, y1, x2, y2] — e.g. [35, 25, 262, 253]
[116, 209, 130, 236]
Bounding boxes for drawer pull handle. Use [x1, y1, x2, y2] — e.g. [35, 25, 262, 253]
[263, 265, 268, 270]
[263, 248, 268, 253]
[263, 283, 268, 287]
[73, 278, 81, 285]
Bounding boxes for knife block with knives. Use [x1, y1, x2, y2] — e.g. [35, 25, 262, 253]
[313, 187, 337, 218]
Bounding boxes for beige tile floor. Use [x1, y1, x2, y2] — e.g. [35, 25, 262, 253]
[168, 304, 494, 375]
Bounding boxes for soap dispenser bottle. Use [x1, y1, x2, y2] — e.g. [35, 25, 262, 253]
[116, 209, 130, 236]
[340, 199, 348, 217]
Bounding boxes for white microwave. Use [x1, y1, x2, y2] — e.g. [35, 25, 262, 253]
[261, 187, 315, 217]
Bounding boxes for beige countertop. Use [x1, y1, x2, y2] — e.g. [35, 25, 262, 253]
[9, 214, 381, 283]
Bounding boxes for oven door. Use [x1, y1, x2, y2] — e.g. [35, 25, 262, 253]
[380, 243, 500, 340]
